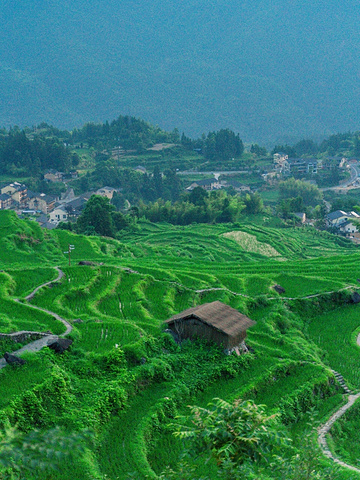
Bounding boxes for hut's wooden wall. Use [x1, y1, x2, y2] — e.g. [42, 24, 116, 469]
[168, 316, 248, 349]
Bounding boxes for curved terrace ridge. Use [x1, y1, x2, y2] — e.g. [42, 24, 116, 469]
[0, 267, 72, 369]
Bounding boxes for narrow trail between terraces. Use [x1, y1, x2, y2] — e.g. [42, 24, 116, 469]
[0, 267, 72, 369]
[317, 346, 360, 473]
[318, 389, 360, 474]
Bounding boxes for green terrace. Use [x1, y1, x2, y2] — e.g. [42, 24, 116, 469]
[0, 210, 360, 478]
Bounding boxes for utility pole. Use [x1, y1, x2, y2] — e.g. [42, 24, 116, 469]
[64, 244, 75, 266]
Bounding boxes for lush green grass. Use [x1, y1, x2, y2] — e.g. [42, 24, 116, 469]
[9, 267, 59, 297]
[98, 385, 170, 479]
[259, 188, 279, 204]
[0, 211, 63, 266]
[305, 304, 360, 389]
[0, 352, 52, 409]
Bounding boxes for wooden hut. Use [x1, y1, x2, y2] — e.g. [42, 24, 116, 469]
[165, 301, 256, 353]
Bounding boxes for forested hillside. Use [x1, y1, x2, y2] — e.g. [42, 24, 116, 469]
[1, 0, 360, 142]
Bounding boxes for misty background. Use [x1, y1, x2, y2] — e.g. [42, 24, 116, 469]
[1, 0, 359, 144]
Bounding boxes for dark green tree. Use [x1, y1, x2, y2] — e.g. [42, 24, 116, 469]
[112, 211, 130, 231]
[271, 145, 296, 157]
[111, 191, 126, 210]
[153, 165, 163, 198]
[204, 129, 244, 161]
[163, 169, 183, 201]
[172, 398, 286, 466]
[250, 144, 267, 156]
[77, 195, 115, 237]
[354, 136, 360, 157]
[244, 193, 264, 214]
[279, 178, 323, 207]
[189, 187, 208, 206]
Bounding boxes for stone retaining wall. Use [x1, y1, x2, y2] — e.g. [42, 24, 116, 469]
[0, 331, 51, 343]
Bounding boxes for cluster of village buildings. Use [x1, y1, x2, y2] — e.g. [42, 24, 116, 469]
[0, 174, 118, 229]
[181, 153, 349, 192]
[185, 177, 251, 192]
[1, 158, 359, 237]
[272, 153, 347, 176]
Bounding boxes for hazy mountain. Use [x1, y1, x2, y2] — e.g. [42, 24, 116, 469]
[1, 0, 360, 143]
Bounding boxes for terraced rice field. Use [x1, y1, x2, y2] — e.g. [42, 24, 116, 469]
[0, 210, 360, 478]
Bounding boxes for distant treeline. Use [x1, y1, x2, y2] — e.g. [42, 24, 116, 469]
[0, 129, 79, 176]
[73, 117, 245, 161]
[71, 115, 180, 150]
[272, 131, 360, 158]
[2, 115, 360, 183]
[137, 190, 264, 226]
[60, 189, 265, 238]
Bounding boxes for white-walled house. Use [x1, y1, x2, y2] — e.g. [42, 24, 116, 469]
[49, 205, 68, 223]
[339, 221, 359, 234]
[326, 210, 360, 227]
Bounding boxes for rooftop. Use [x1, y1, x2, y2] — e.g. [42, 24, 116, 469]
[166, 301, 256, 338]
[327, 210, 348, 221]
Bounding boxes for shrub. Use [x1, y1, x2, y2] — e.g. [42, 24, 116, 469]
[95, 382, 128, 424]
[103, 346, 127, 372]
[123, 341, 147, 365]
[10, 391, 47, 431]
[139, 358, 175, 384]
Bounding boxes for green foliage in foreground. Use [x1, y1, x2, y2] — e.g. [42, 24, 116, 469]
[0, 425, 90, 480]
[159, 404, 341, 480]
[172, 397, 286, 466]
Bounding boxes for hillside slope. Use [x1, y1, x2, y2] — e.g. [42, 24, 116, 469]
[1, 214, 360, 478]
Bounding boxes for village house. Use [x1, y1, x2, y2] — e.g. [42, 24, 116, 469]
[326, 210, 360, 236]
[293, 212, 306, 223]
[0, 193, 12, 210]
[220, 179, 251, 192]
[338, 220, 359, 234]
[286, 158, 318, 175]
[95, 186, 117, 200]
[27, 192, 57, 214]
[165, 301, 256, 355]
[1, 183, 27, 206]
[134, 165, 147, 174]
[326, 210, 360, 228]
[60, 196, 88, 218]
[273, 152, 289, 164]
[273, 153, 319, 176]
[36, 213, 57, 230]
[186, 178, 221, 191]
[11, 185, 27, 205]
[49, 205, 68, 223]
[61, 188, 76, 202]
[320, 157, 344, 170]
[44, 170, 64, 182]
[62, 171, 78, 181]
[1, 182, 20, 196]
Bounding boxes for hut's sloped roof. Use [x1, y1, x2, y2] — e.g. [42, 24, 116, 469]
[166, 301, 256, 337]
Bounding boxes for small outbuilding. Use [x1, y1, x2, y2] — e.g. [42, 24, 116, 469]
[165, 301, 256, 354]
